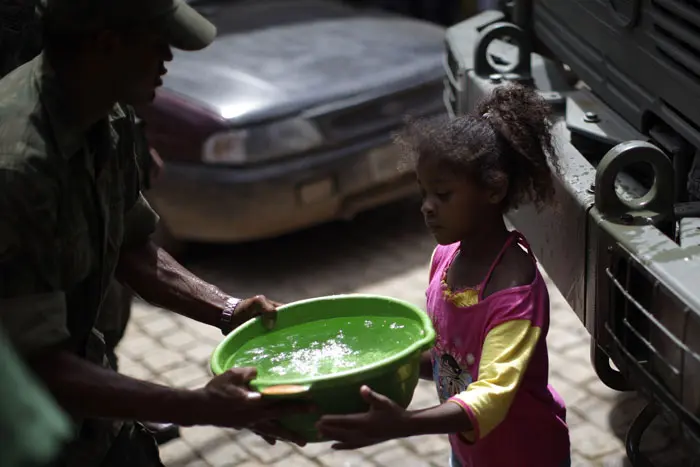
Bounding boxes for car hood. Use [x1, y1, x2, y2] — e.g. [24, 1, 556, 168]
[161, 16, 445, 123]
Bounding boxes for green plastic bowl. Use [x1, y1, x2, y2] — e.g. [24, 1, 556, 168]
[210, 294, 435, 442]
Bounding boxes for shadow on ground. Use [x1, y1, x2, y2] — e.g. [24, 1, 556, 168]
[607, 392, 698, 467]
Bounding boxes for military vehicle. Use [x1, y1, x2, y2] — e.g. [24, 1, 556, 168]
[444, 1, 700, 465]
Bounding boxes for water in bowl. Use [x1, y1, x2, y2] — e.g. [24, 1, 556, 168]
[226, 315, 424, 381]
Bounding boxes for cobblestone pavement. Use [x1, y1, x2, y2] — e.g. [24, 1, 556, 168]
[117, 200, 695, 466]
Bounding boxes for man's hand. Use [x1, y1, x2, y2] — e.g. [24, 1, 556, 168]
[198, 367, 311, 446]
[316, 385, 409, 450]
[29, 350, 315, 437]
[233, 295, 282, 331]
[117, 241, 283, 330]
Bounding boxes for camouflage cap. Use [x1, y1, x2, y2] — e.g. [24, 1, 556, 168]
[38, 0, 216, 51]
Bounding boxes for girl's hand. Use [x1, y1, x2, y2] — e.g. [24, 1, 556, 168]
[250, 420, 308, 447]
[419, 350, 433, 380]
[316, 385, 410, 450]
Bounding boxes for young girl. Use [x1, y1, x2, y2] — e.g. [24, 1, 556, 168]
[316, 84, 570, 467]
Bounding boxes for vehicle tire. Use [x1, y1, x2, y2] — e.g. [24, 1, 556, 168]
[590, 342, 631, 392]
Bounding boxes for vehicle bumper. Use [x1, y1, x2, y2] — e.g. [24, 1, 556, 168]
[447, 11, 700, 452]
[148, 135, 418, 243]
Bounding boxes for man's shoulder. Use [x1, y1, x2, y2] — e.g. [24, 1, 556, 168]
[0, 61, 55, 178]
[0, 59, 41, 117]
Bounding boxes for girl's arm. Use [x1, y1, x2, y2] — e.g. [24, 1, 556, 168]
[409, 318, 540, 441]
[317, 317, 540, 447]
[404, 399, 473, 434]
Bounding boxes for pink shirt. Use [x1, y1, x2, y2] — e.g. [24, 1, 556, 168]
[426, 232, 570, 467]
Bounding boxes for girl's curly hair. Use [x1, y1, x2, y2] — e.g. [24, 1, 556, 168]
[396, 83, 560, 211]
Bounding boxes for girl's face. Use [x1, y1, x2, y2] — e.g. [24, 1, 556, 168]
[416, 156, 501, 245]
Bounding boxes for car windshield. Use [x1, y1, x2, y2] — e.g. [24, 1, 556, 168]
[186, 0, 370, 36]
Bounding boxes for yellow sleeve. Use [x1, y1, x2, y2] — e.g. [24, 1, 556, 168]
[447, 319, 541, 442]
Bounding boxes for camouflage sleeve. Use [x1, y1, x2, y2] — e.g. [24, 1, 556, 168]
[123, 194, 160, 247]
[133, 115, 153, 189]
[121, 107, 159, 247]
[0, 168, 70, 354]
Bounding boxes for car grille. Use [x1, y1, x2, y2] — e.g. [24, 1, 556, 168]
[650, 0, 700, 80]
[315, 80, 444, 143]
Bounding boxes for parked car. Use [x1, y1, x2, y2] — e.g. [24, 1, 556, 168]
[136, 0, 445, 244]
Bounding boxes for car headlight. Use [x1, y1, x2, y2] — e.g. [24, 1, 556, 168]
[202, 117, 324, 165]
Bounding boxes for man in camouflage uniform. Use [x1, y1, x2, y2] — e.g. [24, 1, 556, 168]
[0, 0, 308, 465]
[1, 0, 177, 446]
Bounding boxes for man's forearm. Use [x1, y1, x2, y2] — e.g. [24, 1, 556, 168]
[31, 349, 206, 426]
[115, 240, 227, 327]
